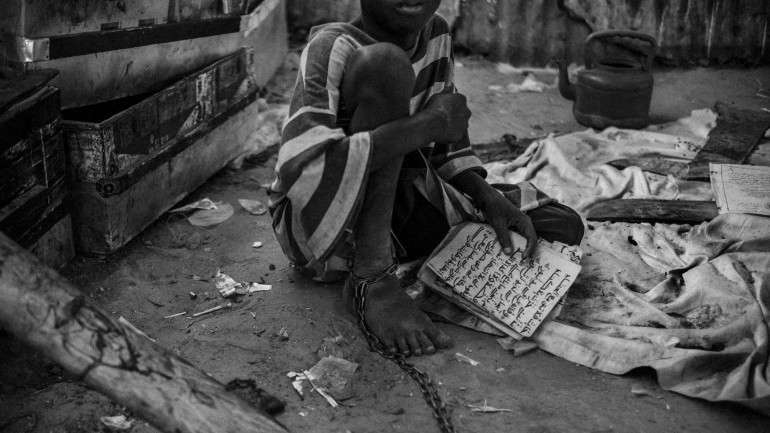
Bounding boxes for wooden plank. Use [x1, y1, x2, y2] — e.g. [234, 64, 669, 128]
[693, 102, 770, 165]
[0, 232, 288, 433]
[48, 17, 241, 59]
[0, 68, 58, 113]
[585, 199, 719, 224]
[23, 0, 287, 109]
[606, 103, 770, 180]
[0, 86, 60, 153]
[27, 213, 75, 269]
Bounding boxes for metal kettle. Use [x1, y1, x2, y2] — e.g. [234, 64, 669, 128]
[559, 30, 657, 129]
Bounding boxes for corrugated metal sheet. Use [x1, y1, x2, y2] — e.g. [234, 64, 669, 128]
[286, 0, 460, 40]
[453, 0, 590, 65]
[562, 0, 770, 65]
[287, 0, 768, 66]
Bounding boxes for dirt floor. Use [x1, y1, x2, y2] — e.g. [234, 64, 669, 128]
[1, 56, 769, 433]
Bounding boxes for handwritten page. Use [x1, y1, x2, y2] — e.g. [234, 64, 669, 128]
[423, 223, 582, 337]
[710, 164, 770, 216]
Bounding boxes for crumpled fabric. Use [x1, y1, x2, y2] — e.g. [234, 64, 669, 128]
[480, 109, 770, 414]
[534, 214, 770, 415]
[484, 109, 717, 211]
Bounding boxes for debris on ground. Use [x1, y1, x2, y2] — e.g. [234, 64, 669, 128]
[186, 202, 234, 227]
[163, 312, 186, 319]
[215, 270, 272, 298]
[454, 352, 480, 366]
[631, 384, 672, 410]
[276, 327, 290, 341]
[100, 414, 134, 430]
[118, 316, 156, 342]
[467, 400, 514, 413]
[169, 198, 218, 213]
[189, 291, 198, 299]
[252, 241, 264, 248]
[495, 62, 557, 76]
[225, 378, 286, 415]
[288, 356, 359, 407]
[496, 337, 539, 357]
[192, 303, 232, 318]
[238, 199, 268, 215]
[317, 334, 348, 359]
[507, 73, 555, 93]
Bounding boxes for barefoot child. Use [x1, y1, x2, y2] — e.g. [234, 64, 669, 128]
[269, 0, 584, 357]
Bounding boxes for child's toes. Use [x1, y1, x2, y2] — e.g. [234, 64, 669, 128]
[407, 332, 423, 356]
[397, 336, 411, 356]
[426, 327, 453, 349]
[417, 332, 435, 354]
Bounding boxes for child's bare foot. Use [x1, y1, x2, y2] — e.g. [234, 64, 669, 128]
[347, 273, 452, 357]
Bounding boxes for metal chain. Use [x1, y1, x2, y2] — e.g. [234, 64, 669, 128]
[352, 276, 456, 433]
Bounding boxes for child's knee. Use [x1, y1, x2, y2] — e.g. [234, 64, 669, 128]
[343, 43, 414, 104]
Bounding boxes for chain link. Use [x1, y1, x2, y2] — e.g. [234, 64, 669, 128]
[352, 277, 456, 433]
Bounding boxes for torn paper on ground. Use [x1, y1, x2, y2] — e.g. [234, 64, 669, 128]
[187, 202, 234, 227]
[215, 270, 271, 298]
[289, 356, 359, 407]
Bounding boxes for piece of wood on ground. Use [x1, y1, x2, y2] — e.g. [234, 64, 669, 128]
[0, 232, 287, 433]
[607, 102, 770, 180]
[585, 199, 719, 224]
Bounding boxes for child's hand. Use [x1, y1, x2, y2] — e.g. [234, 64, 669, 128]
[425, 92, 471, 143]
[478, 191, 538, 258]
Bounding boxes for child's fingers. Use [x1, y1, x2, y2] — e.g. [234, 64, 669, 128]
[491, 219, 515, 255]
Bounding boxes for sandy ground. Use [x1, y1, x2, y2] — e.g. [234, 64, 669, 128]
[1, 56, 769, 433]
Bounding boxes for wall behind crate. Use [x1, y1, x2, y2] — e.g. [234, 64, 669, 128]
[286, 0, 770, 66]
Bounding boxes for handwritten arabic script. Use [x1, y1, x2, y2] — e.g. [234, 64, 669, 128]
[426, 223, 582, 337]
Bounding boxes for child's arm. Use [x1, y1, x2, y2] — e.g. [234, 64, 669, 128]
[368, 92, 470, 170]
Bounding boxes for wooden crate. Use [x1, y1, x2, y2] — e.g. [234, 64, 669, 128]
[0, 72, 74, 269]
[2, 0, 287, 108]
[63, 44, 282, 255]
[70, 95, 265, 256]
[63, 48, 253, 184]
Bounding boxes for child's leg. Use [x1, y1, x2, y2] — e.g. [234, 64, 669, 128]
[342, 43, 452, 356]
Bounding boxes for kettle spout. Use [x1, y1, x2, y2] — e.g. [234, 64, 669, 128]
[557, 59, 576, 101]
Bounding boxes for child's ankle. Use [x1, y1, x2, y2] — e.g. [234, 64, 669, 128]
[353, 259, 396, 281]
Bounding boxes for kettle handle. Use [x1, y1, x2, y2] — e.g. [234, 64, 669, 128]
[585, 30, 657, 71]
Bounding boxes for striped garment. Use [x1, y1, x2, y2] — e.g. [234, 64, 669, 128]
[269, 15, 550, 275]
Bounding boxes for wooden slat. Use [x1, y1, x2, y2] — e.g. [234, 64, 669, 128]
[606, 103, 770, 181]
[585, 199, 719, 224]
[693, 102, 770, 165]
[0, 69, 58, 113]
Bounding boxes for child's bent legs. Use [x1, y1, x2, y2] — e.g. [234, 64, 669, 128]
[343, 43, 413, 277]
[341, 43, 452, 356]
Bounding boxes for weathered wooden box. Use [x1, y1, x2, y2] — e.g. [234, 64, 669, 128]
[64, 48, 253, 185]
[2, 0, 287, 108]
[0, 73, 74, 269]
[62, 47, 277, 256]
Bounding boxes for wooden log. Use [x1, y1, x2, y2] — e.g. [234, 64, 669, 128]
[0, 232, 288, 433]
[585, 199, 719, 224]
